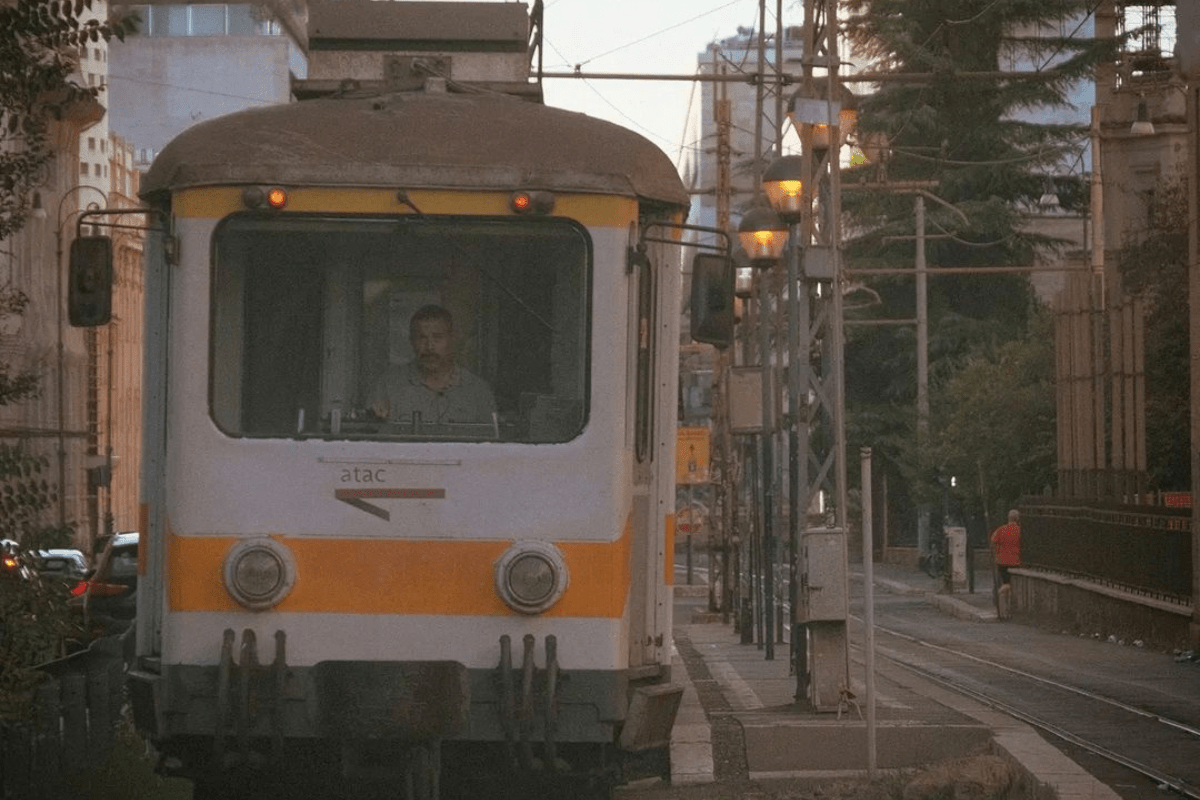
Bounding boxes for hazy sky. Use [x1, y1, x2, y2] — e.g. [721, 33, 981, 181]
[535, 0, 775, 168]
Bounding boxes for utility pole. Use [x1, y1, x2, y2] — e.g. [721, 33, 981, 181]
[786, 0, 851, 712]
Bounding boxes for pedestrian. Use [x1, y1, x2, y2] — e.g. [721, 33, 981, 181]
[990, 509, 1021, 586]
[990, 509, 1020, 619]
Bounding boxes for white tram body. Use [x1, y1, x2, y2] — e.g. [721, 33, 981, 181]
[124, 6, 690, 795]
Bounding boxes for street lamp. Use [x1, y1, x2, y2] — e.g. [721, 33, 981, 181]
[737, 205, 787, 265]
[1130, 96, 1156, 136]
[762, 155, 806, 223]
[55, 185, 108, 531]
[787, 85, 859, 155]
[735, 203, 787, 659]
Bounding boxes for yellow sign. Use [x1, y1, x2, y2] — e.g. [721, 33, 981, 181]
[676, 427, 710, 484]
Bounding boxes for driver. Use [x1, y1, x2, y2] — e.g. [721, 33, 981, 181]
[368, 304, 496, 425]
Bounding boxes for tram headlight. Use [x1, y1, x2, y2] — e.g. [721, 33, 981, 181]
[495, 541, 568, 615]
[223, 538, 296, 611]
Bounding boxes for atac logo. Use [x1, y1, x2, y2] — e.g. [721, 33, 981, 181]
[329, 465, 446, 521]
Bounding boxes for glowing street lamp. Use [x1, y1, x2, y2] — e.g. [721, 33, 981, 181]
[737, 205, 787, 266]
[762, 155, 806, 224]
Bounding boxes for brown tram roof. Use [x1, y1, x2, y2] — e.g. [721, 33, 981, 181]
[140, 90, 689, 208]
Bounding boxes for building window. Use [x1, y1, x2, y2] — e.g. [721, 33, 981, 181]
[191, 4, 226, 35]
[161, 4, 189, 35]
[227, 4, 255, 34]
[80, 163, 89, 176]
[1119, 4, 1178, 76]
[135, 4, 281, 37]
[88, 137, 95, 151]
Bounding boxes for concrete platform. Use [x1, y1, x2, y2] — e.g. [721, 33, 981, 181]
[667, 564, 1121, 800]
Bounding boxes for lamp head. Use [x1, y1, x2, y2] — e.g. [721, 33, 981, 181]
[762, 155, 806, 223]
[1130, 97, 1155, 136]
[737, 205, 787, 267]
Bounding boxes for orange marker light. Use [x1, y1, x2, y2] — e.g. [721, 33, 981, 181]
[267, 187, 288, 209]
[510, 190, 555, 215]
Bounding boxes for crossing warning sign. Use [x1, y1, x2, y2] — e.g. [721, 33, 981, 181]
[676, 427, 710, 485]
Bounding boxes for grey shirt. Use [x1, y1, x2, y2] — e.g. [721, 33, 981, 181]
[371, 361, 496, 425]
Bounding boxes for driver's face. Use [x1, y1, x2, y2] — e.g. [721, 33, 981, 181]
[412, 318, 454, 374]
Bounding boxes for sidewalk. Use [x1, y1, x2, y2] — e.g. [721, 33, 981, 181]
[666, 562, 1119, 800]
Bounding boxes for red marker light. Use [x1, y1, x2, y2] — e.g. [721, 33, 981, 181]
[267, 187, 288, 209]
[510, 190, 555, 215]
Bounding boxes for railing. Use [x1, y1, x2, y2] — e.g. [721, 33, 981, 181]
[0, 639, 125, 798]
[1021, 498, 1192, 603]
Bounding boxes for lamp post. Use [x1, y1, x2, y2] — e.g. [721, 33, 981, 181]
[737, 205, 787, 660]
[757, 79, 855, 711]
[762, 154, 807, 686]
[55, 185, 107, 533]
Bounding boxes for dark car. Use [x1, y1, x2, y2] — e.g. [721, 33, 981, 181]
[81, 531, 139, 636]
[35, 548, 90, 597]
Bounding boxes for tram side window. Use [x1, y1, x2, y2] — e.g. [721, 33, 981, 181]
[211, 215, 591, 443]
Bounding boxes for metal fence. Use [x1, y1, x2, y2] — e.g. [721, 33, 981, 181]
[1021, 498, 1192, 603]
[0, 641, 125, 798]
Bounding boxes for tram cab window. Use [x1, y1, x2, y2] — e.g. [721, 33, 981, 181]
[211, 215, 590, 443]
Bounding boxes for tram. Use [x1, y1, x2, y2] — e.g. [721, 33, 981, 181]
[68, 3, 713, 797]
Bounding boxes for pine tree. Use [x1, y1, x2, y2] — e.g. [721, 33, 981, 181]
[840, 1, 1121, 531]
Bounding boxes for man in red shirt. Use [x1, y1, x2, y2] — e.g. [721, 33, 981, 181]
[990, 509, 1021, 586]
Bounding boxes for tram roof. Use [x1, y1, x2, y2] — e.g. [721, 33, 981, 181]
[140, 90, 689, 208]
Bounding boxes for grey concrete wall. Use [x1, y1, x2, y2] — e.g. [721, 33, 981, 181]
[1012, 570, 1193, 652]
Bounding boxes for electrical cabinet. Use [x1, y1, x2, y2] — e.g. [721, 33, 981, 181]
[798, 528, 847, 622]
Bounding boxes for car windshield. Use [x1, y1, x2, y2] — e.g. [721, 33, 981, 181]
[211, 215, 591, 444]
[108, 547, 138, 580]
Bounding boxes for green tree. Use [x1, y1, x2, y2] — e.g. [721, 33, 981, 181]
[1116, 178, 1189, 491]
[0, 0, 134, 711]
[0, 0, 136, 240]
[929, 311, 1057, 525]
[839, 1, 1120, 533]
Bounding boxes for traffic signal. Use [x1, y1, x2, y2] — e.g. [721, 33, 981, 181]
[68, 236, 113, 327]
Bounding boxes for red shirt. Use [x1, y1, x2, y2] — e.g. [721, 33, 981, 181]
[991, 522, 1021, 567]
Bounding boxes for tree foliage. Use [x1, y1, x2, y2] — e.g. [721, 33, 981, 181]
[0, 0, 136, 240]
[929, 310, 1057, 524]
[839, 1, 1118, 528]
[1116, 179, 1190, 491]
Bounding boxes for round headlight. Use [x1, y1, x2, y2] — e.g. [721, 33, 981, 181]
[495, 541, 568, 615]
[223, 538, 296, 611]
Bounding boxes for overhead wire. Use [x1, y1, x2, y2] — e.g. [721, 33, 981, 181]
[541, 0, 767, 156]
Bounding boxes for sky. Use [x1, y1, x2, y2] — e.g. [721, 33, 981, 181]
[533, 0, 777, 168]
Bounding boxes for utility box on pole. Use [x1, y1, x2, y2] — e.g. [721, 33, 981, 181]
[798, 527, 850, 712]
[798, 528, 848, 621]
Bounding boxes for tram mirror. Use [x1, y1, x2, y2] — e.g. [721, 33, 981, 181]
[689, 252, 734, 349]
[68, 236, 113, 327]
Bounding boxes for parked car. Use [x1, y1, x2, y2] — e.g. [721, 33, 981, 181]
[80, 531, 139, 637]
[35, 548, 90, 596]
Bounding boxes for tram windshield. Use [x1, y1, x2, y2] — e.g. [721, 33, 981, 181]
[210, 215, 590, 443]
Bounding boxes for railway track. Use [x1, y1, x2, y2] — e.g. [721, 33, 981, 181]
[866, 619, 1200, 800]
